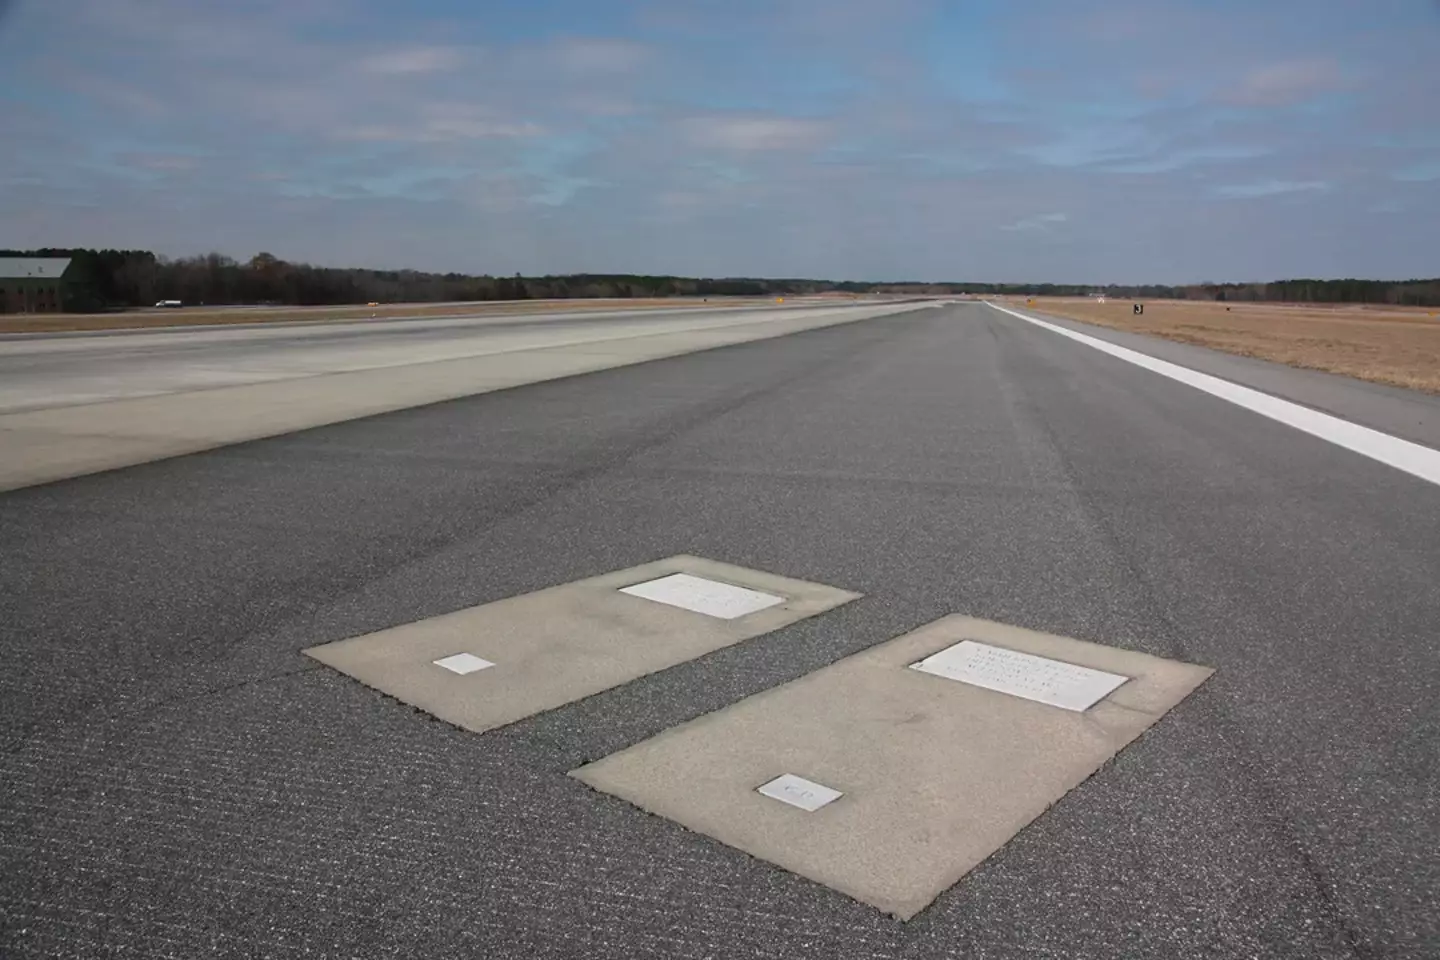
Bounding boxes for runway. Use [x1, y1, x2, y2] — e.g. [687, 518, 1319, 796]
[3, 302, 1437, 959]
[0, 299, 925, 491]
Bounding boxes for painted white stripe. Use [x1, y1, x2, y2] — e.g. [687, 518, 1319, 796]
[986, 301, 1440, 488]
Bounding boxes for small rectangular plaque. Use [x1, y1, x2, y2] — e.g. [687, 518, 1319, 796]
[620, 573, 784, 620]
[911, 640, 1127, 711]
[757, 774, 843, 812]
[432, 653, 496, 675]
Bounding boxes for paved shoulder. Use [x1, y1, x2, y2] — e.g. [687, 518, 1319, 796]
[1005, 302, 1440, 450]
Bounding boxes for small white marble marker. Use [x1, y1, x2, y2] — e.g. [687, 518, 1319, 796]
[757, 774, 843, 812]
[432, 653, 496, 675]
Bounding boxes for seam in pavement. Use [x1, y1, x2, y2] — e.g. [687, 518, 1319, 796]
[1026, 404, 1372, 957]
[126, 663, 328, 724]
[0, 307, 896, 417]
[0, 664, 327, 759]
[0, 302, 832, 341]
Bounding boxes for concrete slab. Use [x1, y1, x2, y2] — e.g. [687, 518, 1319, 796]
[0, 427, 204, 490]
[0, 301, 927, 492]
[572, 615, 1213, 920]
[305, 556, 860, 734]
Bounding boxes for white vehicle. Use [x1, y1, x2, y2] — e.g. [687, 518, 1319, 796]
[154, 300, 183, 308]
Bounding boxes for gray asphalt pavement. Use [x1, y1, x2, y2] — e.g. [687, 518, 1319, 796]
[1021, 304, 1440, 451]
[3, 302, 1438, 958]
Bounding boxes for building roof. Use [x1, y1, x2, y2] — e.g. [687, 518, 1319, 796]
[0, 257, 72, 280]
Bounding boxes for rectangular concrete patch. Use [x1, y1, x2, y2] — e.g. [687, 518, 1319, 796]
[571, 615, 1213, 920]
[304, 555, 860, 734]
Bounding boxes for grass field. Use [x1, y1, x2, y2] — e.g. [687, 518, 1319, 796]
[0, 295, 829, 335]
[1006, 297, 1440, 394]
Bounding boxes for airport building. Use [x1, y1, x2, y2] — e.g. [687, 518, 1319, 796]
[0, 257, 73, 313]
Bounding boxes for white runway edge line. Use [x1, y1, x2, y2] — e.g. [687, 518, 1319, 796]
[986, 301, 1440, 489]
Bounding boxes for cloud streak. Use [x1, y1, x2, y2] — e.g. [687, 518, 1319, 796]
[683, 116, 832, 152]
[359, 46, 464, 75]
[1212, 180, 1331, 199]
[1002, 212, 1068, 232]
[339, 105, 545, 143]
[1221, 59, 1346, 107]
[548, 37, 650, 73]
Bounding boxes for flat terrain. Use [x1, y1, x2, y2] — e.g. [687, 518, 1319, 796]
[0, 298, 923, 491]
[3, 302, 1439, 959]
[0, 300, 894, 414]
[1011, 297, 1440, 393]
[0, 295, 850, 335]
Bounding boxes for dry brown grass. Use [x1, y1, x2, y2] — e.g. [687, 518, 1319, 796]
[0, 296, 802, 335]
[1001, 297, 1440, 394]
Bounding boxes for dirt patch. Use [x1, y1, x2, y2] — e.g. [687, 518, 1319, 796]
[1002, 297, 1440, 394]
[0, 296, 798, 335]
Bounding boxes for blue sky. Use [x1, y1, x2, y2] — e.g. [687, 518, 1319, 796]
[1, 0, 1436, 282]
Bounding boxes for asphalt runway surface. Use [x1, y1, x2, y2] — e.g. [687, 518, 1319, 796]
[3, 302, 1438, 958]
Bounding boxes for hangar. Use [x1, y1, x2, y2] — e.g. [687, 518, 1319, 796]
[0, 257, 72, 313]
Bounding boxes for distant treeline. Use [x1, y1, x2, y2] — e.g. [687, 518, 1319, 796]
[7, 248, 1440, 310]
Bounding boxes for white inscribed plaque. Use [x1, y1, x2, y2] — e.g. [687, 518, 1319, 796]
[911, 640, 1127, 711]
[757, 774, 843, 812]
[619, 573, 784, 620]
[432, 653, 496, 675]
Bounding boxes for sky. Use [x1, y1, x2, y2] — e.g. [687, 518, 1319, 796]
[0, 0, 1437, 283]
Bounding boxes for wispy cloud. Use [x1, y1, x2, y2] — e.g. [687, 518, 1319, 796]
[548, 37, 649, 73]
[118, 153, 200, 173]
[1002, 212, 1068, 232]
[58, 73, 169, 117]
[684, 116, 831, 152]
[1221, 59, 1346, 107]
[340, 121, 542, 143]
[1393, 162, 1440, 182]
[1095, 145, 1272, 175]
[359, 46, 464, 75]
[338, 104, 542, 142]
[1212, 180, 1331, 199]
